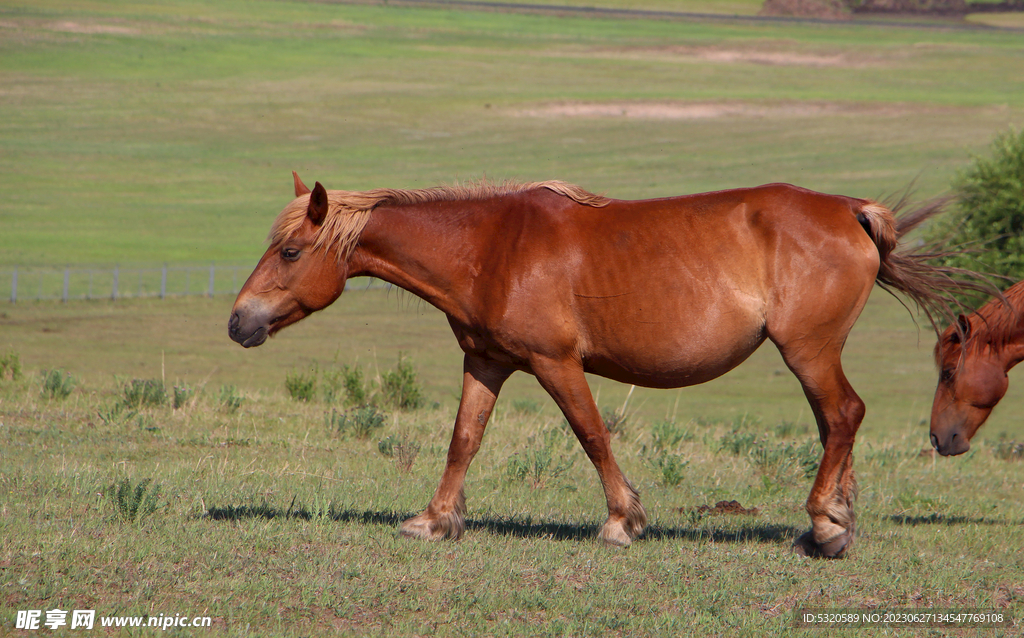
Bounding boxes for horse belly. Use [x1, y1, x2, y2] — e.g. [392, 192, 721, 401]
[580, 312, 767, 389]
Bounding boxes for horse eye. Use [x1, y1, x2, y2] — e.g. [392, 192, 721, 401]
[281, 247, 301, 261]
[940, 368, 954, 383]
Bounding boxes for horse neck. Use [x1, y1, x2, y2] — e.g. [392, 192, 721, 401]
[346, 201, 483, 321]
[977, 283, 1024, 371]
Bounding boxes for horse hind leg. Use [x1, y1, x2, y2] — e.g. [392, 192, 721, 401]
[399, 356, 512, 541]
[777, 341, 864, 559]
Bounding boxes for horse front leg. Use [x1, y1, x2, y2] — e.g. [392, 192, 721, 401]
[400, 355, 512, 541]
[531, 357, 647, 546]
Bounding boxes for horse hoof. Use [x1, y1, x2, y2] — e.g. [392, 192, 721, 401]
[793, 529, 853, 559]
[399, 512, 463, 541]
[399, 516, 442, 541]
[599, 520, 635, 547]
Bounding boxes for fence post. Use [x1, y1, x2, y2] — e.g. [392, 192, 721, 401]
[161, 264, 167, 299]
[208, 263, 215, 297]
[112, 265, 119, 300]
[10, 267, 16, 303]
[63, 267, 70, 303]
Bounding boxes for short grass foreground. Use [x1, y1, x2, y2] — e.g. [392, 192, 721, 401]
[1, 368, 1022, 636]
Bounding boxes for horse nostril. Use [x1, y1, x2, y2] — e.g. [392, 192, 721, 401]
[228, 312, 240, 334]
[930, 432, 939, 450]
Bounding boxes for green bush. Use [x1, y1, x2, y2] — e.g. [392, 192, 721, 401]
[330, 364, 368, 406]
[285, 367, 318, 402]
[379, 355, 424, 410]
[505, 426, 575, 488]
[926, 127, 1024, 288]
[219, 385, 243, 413]
[378, 435, 422, 473]
[172, 384, 195, 409]
[646, 451, 689, 487]
[104, 477, 161, 523]
[992, 439, 1023, 461]
[718, 427, 760, 457]
[122, 379, 166, 408]
[0, 351, 22, 381]
[649, 420, 694, 452]
[326, 405, 387, 439]
[41, 369, 74, 400]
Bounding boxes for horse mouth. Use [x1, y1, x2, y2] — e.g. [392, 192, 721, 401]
[240, 326, 268, 348]
[228, 311, 270, 348]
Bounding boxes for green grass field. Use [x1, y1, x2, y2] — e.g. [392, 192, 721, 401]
[2, 0, 1023, 266]
[2, 0, 1024, 636]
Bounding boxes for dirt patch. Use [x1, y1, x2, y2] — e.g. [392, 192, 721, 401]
[692, 49, 846, 66]
[46, 21, 140, 35]
[686, 500, 761, 516]
[572, 45, 856, 68]
[514, 100, 891, 120]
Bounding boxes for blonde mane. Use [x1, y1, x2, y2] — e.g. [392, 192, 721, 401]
[268, 179, 610, 261]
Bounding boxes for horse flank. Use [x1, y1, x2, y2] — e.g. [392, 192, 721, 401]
[268, 179, 610, 262]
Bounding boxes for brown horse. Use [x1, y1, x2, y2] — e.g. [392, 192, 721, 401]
[230, 173, 968, 558]
[931, 281, 1024, 456]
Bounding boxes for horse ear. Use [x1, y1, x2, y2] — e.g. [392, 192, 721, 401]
[957, 314, 971, 340]
[293, 171, 311, 197]
[307, 182, 329, 226]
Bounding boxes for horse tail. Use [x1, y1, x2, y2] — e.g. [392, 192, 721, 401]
[855, 196, 997, 335]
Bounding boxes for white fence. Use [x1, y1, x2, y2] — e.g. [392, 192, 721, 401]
[3, 263, 254, 303]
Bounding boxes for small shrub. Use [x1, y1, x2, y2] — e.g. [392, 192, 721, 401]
[172, 384, 195, 409]
[649, 420, 693, 451]
[104, 477, 161, 523]
[718, 428, 760, 456]
[992, 439, 1023, 461]
[219, 385, 243, 413]
[749, 439, 820, 482]
[41, 369, 75, 400]
[328, 364, 368, 406]
[321, 366, 344, 404]
[378, 435, 422, 473]
[97, 402, 135, 426]
[647, 451, 689, 487]
[379, 355, 424, 410]
[505, 427, 575, 487]
[122, 379, 166, 408]
[601, 407, 628, 435]
[307, 492, 336, 522]
[326, 405, 387, 439]
[772, 420, 809, 439]
[0, 351, 22, 381]
[285, 367, 318, 402]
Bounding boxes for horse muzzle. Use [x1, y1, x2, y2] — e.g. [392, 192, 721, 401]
[930, 429, 971, 457]
[228, 310, 269, 348]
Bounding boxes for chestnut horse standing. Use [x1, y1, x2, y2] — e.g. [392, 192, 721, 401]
[932, 280, 1024, 456]
[230, 173, 966, 558]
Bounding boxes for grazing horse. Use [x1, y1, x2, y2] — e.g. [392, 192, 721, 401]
[931, 280, 1024, 456]
[230, 173, 968, 558]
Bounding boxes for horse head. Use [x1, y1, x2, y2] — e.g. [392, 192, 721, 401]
[228, 173, 348, 348]
[930, 314, 1008, 456]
